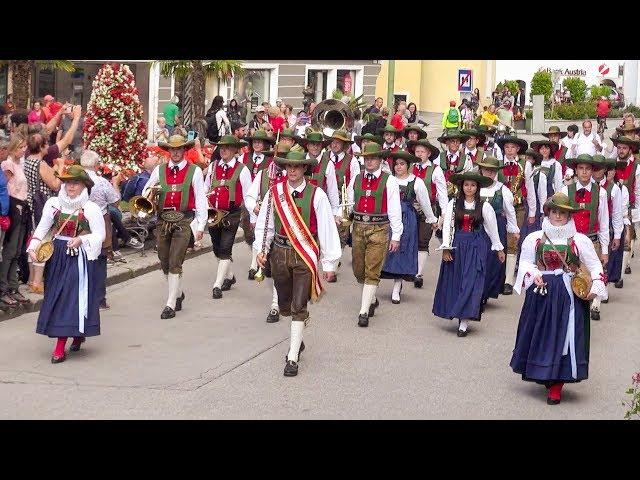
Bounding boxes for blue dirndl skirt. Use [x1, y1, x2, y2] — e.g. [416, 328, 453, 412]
[432, 229, 488, 321]
[483, 214, 507, 300]
[510, 272, 590, 383]
[36, 238, 101, 338]
[607, 227, 624, 284]
[381, 201, 418, 281]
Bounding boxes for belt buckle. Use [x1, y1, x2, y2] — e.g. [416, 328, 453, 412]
[170, 184, 178, 192]
[362, 214, 370, 222]
[579, 203, 586, 209]
[163, 207, 176, 211]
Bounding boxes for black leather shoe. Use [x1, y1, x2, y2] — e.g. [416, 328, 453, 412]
[615, 279, 624, 288]
[221, 276, 236, 291]
[590, 309, 600, 321]
[457, 329, 468, 337]
[546, 397, 561, 405]
[212, 287, 222, 299]
[69, 338, 85, 352]
[414, 275, 423, 289]
[391, 297, 400, 305]
[326, 274, 337, 283]
[283, 360, 298, 377]
[248, 269, 257, 280]
[625, 266, 632, 274]
[368, 298, 379, 317]
[161, 306, 175, 319]
[175, 292, 185, 311]
[502, 284, 514, 295]
[601, 298, 609, 304]
[266, 308, 280, 323]
[358, 314, 369, 327]
[51, 353, 66, 364]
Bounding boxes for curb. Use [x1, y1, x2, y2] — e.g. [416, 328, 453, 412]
[0, 234, 248, 323]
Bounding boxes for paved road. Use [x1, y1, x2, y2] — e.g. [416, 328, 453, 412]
[0, 237, 638, 419]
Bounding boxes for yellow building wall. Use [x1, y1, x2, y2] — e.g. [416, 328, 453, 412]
[374, 60, 422, 109]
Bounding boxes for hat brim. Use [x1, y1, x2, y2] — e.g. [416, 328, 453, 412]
[542, 131, 568, 139]
[406, 141, 439, 161]
[497, 137, 529, 152]
[449, 173, 493, 188]
[56, 173, 95, 189]
[530, 140, 559, 155]
[324, 135, 354, 145]
[566, 158, 605, 170]
[297, 136, 331, 148]
[274, 156, 317, 167]
[377, 127, 403, 136]
[437, 133, 470, 144]
[385, 150, 420, 164]
[360, 149, 388, 158]
[402, 128, 427, 140]
[460, 130, 487, 145]
[611, 137, 640, 149]
[544, 201, 578, 214]
[476, 161, 506, 170]
[354, 135, 384, 147]
[158, 140, 195, 150]
[244, 135, 275, 146]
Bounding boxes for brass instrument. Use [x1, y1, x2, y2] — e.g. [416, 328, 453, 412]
[507, 162, 525, 206]
[129, 183, 161, 219]
[446, 180, 458, 198]
[338, 181, 354, 225]
[207, 206, 230, 227]
[311, 99, 355, 136]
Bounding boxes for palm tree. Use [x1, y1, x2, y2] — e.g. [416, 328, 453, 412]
[156, 60, 244, 127]
[0, 60, 75, 109]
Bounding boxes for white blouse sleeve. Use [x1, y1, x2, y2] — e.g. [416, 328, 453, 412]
[501, 185, 519, 233]
[482, 201, 504, 251]
[597, 186, 609, 253]
[324, 160, 340, 215]
[141, 165, 160, 197]
[27, 197, 59, 251]
[245, 171, 262, 224]
[313, 188, 342, 272]
[574, 233, 607, 300]
[553, 161, 564, 193]
[80, 201, 106, 261]
[414, 178, 437, 224]
[525, 163, 537, 218]
[611, 185, 623, 239]
[385, 175, 404, 242]
[192, 166, 208, 233]
[622, 185, 631, 226]
[252, 189, 274, 254]
[438, 199, 455, 250]
[432, 166, 449, 215]
[538, 171, 548, 214]
[514, 231, 544, 295]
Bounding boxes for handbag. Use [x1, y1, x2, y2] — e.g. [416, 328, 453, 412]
[34, 208, 82, 263]
[542, 234, 593, 300]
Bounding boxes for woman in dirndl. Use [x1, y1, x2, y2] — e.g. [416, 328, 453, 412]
[380, 150, 438, 304]
[432, 172, 505, 337]
[511, 193, 607, 405]
[27, 165, 106, 363]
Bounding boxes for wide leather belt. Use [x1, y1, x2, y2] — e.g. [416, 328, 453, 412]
[353, 212, 389, 224]
[160, 209, 195, 223]
[586, 233, 598, 242]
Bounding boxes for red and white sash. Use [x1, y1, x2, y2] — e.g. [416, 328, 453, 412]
[271, 181, 324, 302]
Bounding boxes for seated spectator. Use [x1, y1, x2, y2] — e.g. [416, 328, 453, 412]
[121, 154, 158, 202]
[155, 116, 170, 144]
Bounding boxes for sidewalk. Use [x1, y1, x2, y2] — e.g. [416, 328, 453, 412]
[0, 228, 248, 322]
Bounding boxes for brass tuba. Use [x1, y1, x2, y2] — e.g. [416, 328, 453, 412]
[311, 99, 355, 136]
[130, 183, 160, 219]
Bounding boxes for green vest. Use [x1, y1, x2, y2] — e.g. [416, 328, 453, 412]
[307, 155, 329, 189]
[568, 181, 600, 234]
[208, 161, 246, 207]
[438, 151, 466, 174]
[354, 172, 389, 213]
[480, 184, 504, 215]
[158, 163, 197, 211]
[536, 238, 580, 269]
[273, 184, 316, 234]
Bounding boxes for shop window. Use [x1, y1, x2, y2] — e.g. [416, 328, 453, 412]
[337, 69, 356, 96]
[234, 69, 270, 121]
[308, 70, 328, 104]
[36, 68, 55, 99]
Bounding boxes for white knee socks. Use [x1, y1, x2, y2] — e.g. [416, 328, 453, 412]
[591, 296, 601, 312]
[623, 250, 631, 270]
[360, 284, 377, 315]
[392, 279, 402, 302]
[226, 261, 235, 280]
[214, 259, 230, 289]
[505, 254, 517, 285]
[271, 281, 279, 310]
[166, 273, 180, 309]
[459, 319, 469, 332]
[250, 248, 258, 271]
[287, 321, 304, 362]
[417, 251, 428, 276]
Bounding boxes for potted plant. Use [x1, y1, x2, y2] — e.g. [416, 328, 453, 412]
[524, 109, 533, 132]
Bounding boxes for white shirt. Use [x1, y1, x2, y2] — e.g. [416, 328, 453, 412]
[244, 168, 286, 223]
[561, 136, 578, 158]
[440, 199, 504, 251]
[415, 160, 448, 215]
[574, 131, 603, 156]
[561, 181, 610, 253]
[515, 218, 606, 300]
[253, 179, 342, 272]
[480, 181, 519, 234]
[441, 150, 474, 173]
[620, 183, 631, 226]
[397, 174, 437, 224]
[616, 156, 640, 213]
[595, 177, 624, 239]
[307, 153, 340, 216]
[28, 197, 106, 261]
[541, 158, 564, 194]
[346, 166, 404, 242]
[143, 159, 208, 232]
[215, 110, 230, 137]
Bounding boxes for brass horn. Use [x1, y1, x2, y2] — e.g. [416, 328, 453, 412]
[129, 183, 160, 220]
[311, 99, 355, 137]
[207, 208, 230, 227]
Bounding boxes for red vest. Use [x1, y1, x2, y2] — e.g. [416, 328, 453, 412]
[163, 164, 196, 211]
[412, 163, 437, 202]
[355, 173, 388, 214]
[572, 186, 600, 235]
[242, 151, 272, 180]
[333, 155, 353, 190]
[208, 162, 244, 210]
[502, 159, 527, 200]
[615, 158, 637, 207]
[383, 144, 399, 170]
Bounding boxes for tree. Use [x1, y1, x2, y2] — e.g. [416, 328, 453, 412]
[530, 69, 553, 104]
[590, 85, 612, 100]
[562, 77, 587, 102]
[496, 80, 519, 96]
[83, 63, 147, 174]
[156, 60, 244, 127]
[0, 60, 75, 109]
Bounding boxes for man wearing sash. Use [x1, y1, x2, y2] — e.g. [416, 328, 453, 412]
[612, 136, 640, 275]
[143, 135, 208, 319]
[562, 154, 610, 321]
[346, 143, 402, 327]
[204, 135, 253, 300]
[254, 149, 341, 377]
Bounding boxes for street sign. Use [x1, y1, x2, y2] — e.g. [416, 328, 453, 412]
[458, 69, 472, 92]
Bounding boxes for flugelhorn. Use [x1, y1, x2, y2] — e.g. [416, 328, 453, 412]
[130, 182, 160, 219]
[338, 181, 354, 225]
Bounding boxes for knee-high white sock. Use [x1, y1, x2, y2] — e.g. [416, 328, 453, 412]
[166, 273, 180, 309]
[417, 251, 428, 276]
[370, 284, 379, 306]
[177, 274, 183, 297]
[392, 279, 402, 302]
[287, 321, 304, 362]
[505, 254, 517, 285]
[214, 259, 230, 289]
[623, 250, 631, 270]
[360, 284, 377, 315]
[226, 261, 235, 280]
[631, 237, 636, 258]
[271, 281, 279, 310]
[459, 319, 469, 332]
[591, 296, 601, 311]
[250, 248, 258, 270]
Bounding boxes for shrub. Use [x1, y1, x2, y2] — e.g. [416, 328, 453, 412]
[531, 70, 553, 103]
[589, 85, 612, 100]
[496, 80, 520, 96]
[562, 77, 587, 102]
[624, 105, 640, 117]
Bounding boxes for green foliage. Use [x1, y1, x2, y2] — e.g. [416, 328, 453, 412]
[531, 70, 553, 103]
[589, 85, 612, 100]
[562, 77, 587, 102]
[496, 80, 519, 96]
[548, 102, 596, 120]
[624, 105, 640, 117]
[156, 60, 244, 80]
[525, 109, 533, 119]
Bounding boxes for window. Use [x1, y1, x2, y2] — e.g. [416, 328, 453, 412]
[307, 70, 328, 104]
[233, 69, 270, 118]
[0, 64, 7, 103]
[337, 69, 356, 96]
[36, 67, 55, 99]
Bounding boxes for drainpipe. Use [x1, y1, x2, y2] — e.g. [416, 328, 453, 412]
[387, 60, 395, 112]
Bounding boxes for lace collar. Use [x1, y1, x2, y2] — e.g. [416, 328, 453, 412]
[541, 217, 577, 241]
[58, 187, 89, 212]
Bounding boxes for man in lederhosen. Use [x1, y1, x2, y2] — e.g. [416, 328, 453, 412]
[204, 135, 253, 300]
[254, 149, 341, 377]
[142, 135, 208, 319]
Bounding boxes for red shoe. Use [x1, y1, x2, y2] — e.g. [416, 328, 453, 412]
[547, 382, 563, 405]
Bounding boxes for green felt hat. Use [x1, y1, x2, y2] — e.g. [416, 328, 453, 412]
[354, 133, 384, 147]
[437, 129, 470, 144]
[476, 156, 505, 170]
[406, 139, 439, 161]
[530, 139, 559, 156]
[541, 126, 568, 139]
[377, 124, 404, 136]
[55, 164, 94, 189]
[158, 134, 195, 150]
[297, 129, 331, 149]
[496, 135, 528, 152]
[449, 171, 493, 188]
[384, 149, 420, 165]
[403, 124, 427, 140]
[273, 149, 316, 167]
[359, 143, 388, 158]
[543, 192, 578, 214]
[611, 135, 640, 150]
[324, 129, 353, 144]
[566, 153, 603, 170]
[245, 129, 276, 145]
[460, 128, 487, 145]
[213, 135, 248, 148]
